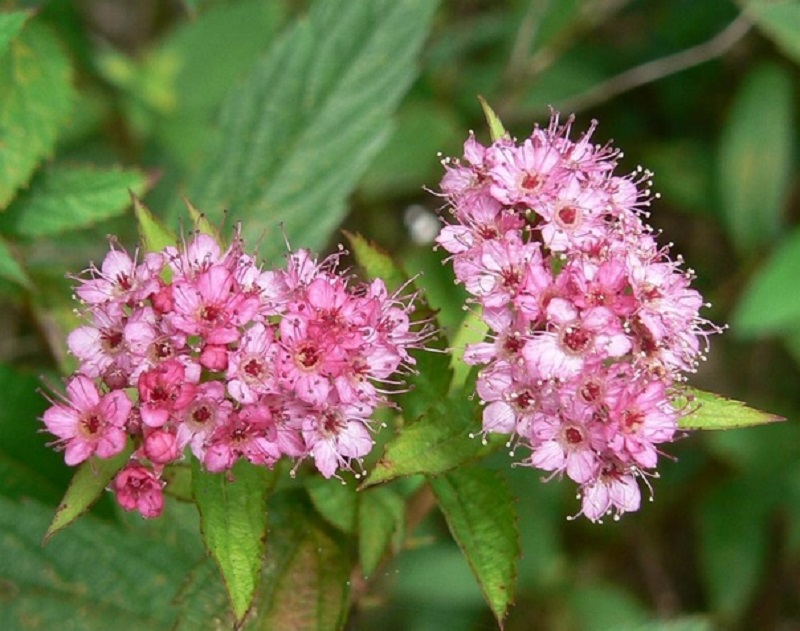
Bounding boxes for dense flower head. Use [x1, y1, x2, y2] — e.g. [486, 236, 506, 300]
[43, 228, 431, 518]
[436, 112, 721, 522]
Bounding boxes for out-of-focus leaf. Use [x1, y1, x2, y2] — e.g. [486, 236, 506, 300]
[742, 0, 800, 64]
[362, 396, 502, 488]
[0, 165, 145, 237]
[44, 445, 132, 543]
[430, 467, 518, 627]
[699, 476, 774, 619]
[192, 460, 274, 623]
[642, 140, 715, 215]
[307, 475, 358, 534]
[134, 195, 176, 253]
[0, 235, 30, 288]
[0, 22, 73, 209]
[0, 496, 200, 629]
[183, 0, 439, 262]
[358, 485, 405, 578]
[255, 491, 351, 631]
[0, 10, 28, 56]
[568, 583, 650, 631]
[675, 388, 783, 430]
[733, 227, 800, 337]
[174, 558, 234, 630]
[717, 62, 794, 253]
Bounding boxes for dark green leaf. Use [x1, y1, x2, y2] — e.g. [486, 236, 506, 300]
[0, 22, 74, 209]
[430, 467, 518, 627]
[307, 475, 358, 534]
[183, 0, 439, 262]
[192, 460, 274, 623]
[717, 62, 794, 253]
[0, 165, 146, 237]
[675, 388, 784, 430]
[733, 227, 800, 337]
[0, 11, 28, 57]
[568, 583, 650, 631]
[174, 558, 234, 630]
[742, 0, 800, 64]
[44, 445, 133, 543]
[362, 396, 502, 488]
[0, 496, 200, 630]
[0, 235, 30, 288]
[358, 485, 405, 578]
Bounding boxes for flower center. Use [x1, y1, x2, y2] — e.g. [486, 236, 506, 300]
[560, 325, 593, 354]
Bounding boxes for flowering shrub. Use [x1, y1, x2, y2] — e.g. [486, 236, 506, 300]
[43, 228, 431, 518]
[435, 111, 722, 521]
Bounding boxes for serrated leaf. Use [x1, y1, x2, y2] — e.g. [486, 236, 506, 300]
[478, 95, 508, 142]
[192, 460, 274, 623]
[182, 0, 439, 262]
[346, 231, 406, 291]
[358, 486, 405, 578]
[733, 227, 800, 338]
[256, 491, 351, 631]
[717, 62, 794, 253]
[0, 234, 31, 287]
[0, 11, 28, 57]
[0, 22, 74, 209]
[362, 396, 502, 488]
[0, 165, 146, 237]
[1, 496, 201, 629]
[44, 445, 132, 543]
[675, 388, 783, 430]
[742, 0, 800, 64]
[307, 475, 358, 534]
[133, 194, 176, 253]
[430, 467, 518, 627]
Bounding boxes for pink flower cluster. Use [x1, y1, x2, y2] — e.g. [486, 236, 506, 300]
[42, 230, 428, 518]
[436, 113, 719, 521]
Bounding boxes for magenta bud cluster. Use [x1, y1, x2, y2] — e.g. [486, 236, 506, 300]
[436, 113, 720, 521]
[42, 230, 429, 518]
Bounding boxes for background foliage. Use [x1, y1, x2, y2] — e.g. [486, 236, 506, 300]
[1, 0, 799, 629]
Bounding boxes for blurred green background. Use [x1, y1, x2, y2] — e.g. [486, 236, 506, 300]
[1, 1, 799, 629]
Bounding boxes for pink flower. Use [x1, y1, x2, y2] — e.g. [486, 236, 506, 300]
[301, 401, 374, 479]
[113, 464, 164, 518]
[75, 247, 163, 310]
[138, 359, 198, 428]
[42, 376, 131, 466]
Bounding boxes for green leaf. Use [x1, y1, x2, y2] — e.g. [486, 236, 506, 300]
[362, 396, 502, 488]
[358, 485, 405, 578]
[0, 11, 28, 57]
[0, 22, 74, 209]
[478, 95, 508, 142]
[192, 460, 274, 623]
[346, 231, 406, 291]
[675, 387, 784, 430]
[430, 467, 518, 627]
[0, 165, 146, 237]
[0, 234, 31, 288]
[717, 62, 794, 253]
[449, 307, 489, 393]
[742, 0, 800, 64]
[256, 491, 352, 631]
[44, 445, 132, 543]
[133, 195, 176, 253]
[0, 496, 201, 629]
[307, 475, 358, 534]
[183, 0, 439, 262]
[182, 196, 220, 241]
[174, 558, 234, 630]
[568, 583, 650, 631]
[733, 227, 800, 338]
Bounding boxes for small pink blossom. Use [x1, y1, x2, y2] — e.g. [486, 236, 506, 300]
[113, 464, 164, 518]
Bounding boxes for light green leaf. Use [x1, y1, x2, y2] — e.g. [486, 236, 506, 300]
[0, 165, 146, 237]
[742, 0, 800, 64]
[183, 0, 439, 262]
[182, 196, 220, 241]
[478, 95, 508, 142]
[717, 62, 794, 253]
[256, 491, 351, 631]
[733, 227, 800, 338]
[0, 235, 31, 288]
[0, 11, 28, 57]
[449, 307, 489, 393]
[192, 460, 274, 623]
[358, 486, 405, 578]
[134, 195, 176, 253]
[362, 396, 502, 488]
[346, 231, 407, 291]
[0, 22, 74, 209]
[307, 475, 358, 534]
[44, 445, 132, 543]
[675, 388, 783, 430]
[0, 496, 201, 629]
[430, 467, 518, 627]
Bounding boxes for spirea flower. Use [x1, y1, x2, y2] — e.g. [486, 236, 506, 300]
[436, 112, 721, 522]
[42, 227, 432, 518]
